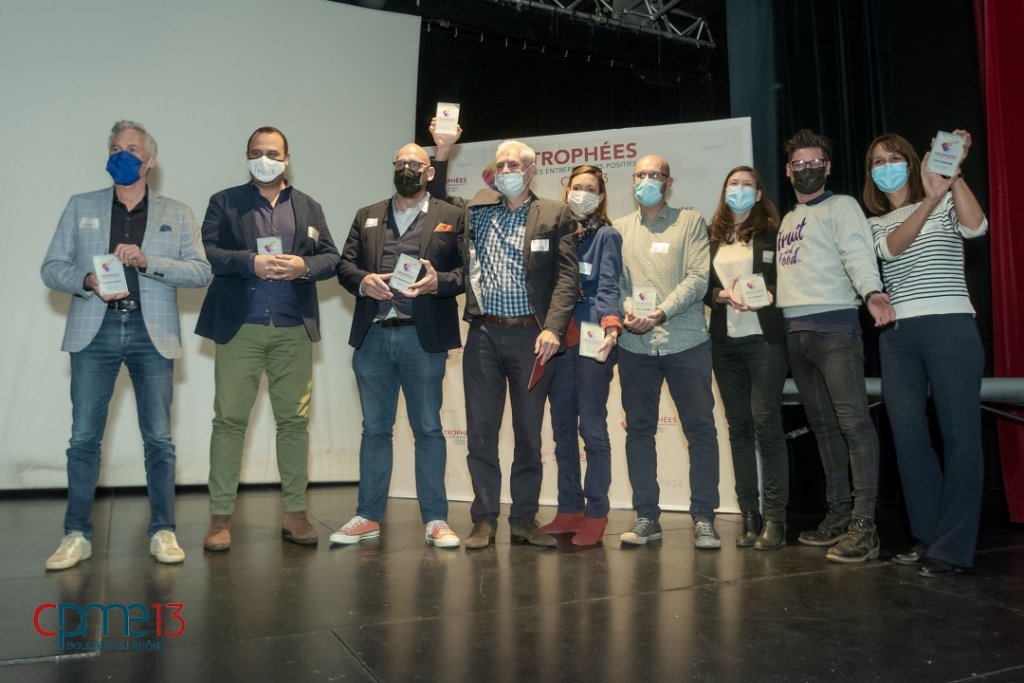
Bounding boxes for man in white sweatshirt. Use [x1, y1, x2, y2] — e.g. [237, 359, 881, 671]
[775, 129, 895, 563]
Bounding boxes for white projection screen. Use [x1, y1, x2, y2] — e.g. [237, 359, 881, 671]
[0, 0, 420, 489]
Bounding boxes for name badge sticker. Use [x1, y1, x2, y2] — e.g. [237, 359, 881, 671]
[651, 242, 670, 254]
[579, 262, 593, 275]
[531, 238, 550, 252]
[364, 218, 379, 228]
[762, 250, 775, 264]
[307, 226, 320, 242]
[79, 217, 100, 230]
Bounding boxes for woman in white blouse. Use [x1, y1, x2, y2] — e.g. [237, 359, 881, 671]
[863, 131, 987, 577]
[705, 166, 789, 550]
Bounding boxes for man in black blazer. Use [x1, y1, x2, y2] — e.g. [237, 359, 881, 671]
[196, 126, 340, 551]
[430, 128, 579, 549]
[333, 142, 466, 548]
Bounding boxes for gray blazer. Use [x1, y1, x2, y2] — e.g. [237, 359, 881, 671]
[41, 187, 212, 359]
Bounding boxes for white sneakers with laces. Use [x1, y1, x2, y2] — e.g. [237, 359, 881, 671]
[45, 532, 92, 570]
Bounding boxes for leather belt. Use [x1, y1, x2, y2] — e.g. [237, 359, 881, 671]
[108, 300, 141, 312]
[478, 315, 537, 327]
[377, 317, 415, 328]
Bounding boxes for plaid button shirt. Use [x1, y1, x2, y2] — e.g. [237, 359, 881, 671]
[471, 198, 533, 317]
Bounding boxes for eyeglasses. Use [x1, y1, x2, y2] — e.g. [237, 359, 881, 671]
[633, 171, 667, 181]
[788, 158, 827, 171]
[393, 160, 427, 172]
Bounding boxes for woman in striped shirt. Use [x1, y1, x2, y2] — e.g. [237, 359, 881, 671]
[862, 130, 987, 577]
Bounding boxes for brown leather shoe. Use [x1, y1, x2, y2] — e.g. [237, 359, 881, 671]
[510, 519, 556, 547]
[464, 520, 496, 549]
[282, 511, 319, 546]
[204, 515, 232, 552]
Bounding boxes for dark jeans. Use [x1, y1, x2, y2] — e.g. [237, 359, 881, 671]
[787, 330, 879, 520]
[353, 324, 449, 523]
[711, 335, 789, 521]
[880, 314, 984, 567]
[619, 342, 720, 521]
[66, 310, 176, 538]
[463, 320, 552, 526]
[547, 344, 618, 517]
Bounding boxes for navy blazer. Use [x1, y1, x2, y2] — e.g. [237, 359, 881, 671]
[705, 228, 785, 343]
[195, 183, 340, 344]
[338, 196, 466, 352]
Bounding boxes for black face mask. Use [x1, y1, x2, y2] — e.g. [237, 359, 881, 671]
[791, 167, 827, 195]
[393, 168, 424, 198]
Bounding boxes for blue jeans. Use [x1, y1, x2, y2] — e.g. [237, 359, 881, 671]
[547, 344, 618, 517]
[787, 330, 879, 520]
[353, 324, 449, 523]
[711, 335, 789, 521]
[66, 310, 176, 538]
[880, 314, 984, 567]
[619, 342, 720, 521]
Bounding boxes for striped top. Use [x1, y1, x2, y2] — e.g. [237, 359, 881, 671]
[868, 192, 987, 319]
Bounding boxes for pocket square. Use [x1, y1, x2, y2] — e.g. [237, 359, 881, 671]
[434, 223, 454, 233]
[160, 224, 172, 232]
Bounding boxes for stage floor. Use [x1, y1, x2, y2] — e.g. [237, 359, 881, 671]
[4, 485, 1024, 682]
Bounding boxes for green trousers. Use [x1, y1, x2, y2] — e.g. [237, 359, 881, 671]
[209, 323, 313, 514]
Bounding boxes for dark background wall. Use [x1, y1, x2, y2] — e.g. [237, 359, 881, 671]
[402, 0, 1004, 522]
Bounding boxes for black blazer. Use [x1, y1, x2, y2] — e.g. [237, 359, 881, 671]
[195, 183, 340, 344]
[705, 228, 785, 343]
[337, 196, 466, 352]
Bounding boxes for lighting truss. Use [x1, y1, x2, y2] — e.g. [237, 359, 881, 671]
[483, 0, 716, 49]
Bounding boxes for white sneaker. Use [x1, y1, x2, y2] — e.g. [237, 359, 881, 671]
[150, 530, 186, 564]
[330, 515, 381, 544]
[425, 520, 460, 548]
[45, 532, 92, 570]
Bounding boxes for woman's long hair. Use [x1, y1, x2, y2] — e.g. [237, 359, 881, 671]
[709, 165, 779, 244]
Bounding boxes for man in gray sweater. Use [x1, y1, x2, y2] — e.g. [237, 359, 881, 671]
[776, 129, 895, 563]
[614, 154, 722, 550]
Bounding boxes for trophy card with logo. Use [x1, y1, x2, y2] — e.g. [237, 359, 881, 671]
[632, 286, 658, 316]
[925, 131, 965, 177]
[579, 321, 605, 360]
[390, 253, 423, 292]
[256, 236, 283, 255]
[737, 273, 770, 309]
[435, 102, 460, 135]
[92, 254, 128, 297]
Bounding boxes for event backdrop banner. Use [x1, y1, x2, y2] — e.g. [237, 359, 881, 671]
[386, 118, 755, 514]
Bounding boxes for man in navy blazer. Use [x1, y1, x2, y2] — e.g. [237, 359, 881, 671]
[196, 126, 340, 551]
[41, 120, 211, 570]
[333, 142, 466, 548]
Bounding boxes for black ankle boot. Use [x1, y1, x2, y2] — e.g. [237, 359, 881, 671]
[754, 520, 787, 550]
[736, 512, 762, 547]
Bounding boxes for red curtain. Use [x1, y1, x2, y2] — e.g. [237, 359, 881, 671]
[976, 0, 1024, 522]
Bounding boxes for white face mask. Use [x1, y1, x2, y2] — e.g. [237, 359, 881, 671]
[248, 155, 286, 183]
[567, 190, 600, 218]
[495, 172, 526, 200]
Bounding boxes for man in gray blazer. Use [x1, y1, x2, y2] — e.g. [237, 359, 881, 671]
[40, 120, 212, 570]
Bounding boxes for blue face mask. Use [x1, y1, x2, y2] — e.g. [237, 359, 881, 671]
[871, 162, 909, 193]
[634, 178, 664, 208]
[725, 186, 757, 214]
[495, 171, 527, 200]
[106, 151, 144, 186]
